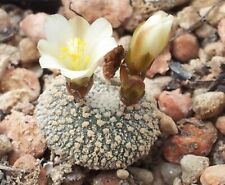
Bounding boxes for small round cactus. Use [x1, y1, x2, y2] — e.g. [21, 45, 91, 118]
[35, 75, 161, 170]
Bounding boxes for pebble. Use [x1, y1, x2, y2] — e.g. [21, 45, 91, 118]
[199, 2, 225, 26]
[193, 92, 225, 120]
[158, 111, 178, 135]
[0, 111, 46, 164]
[147, 49, 171, 78]
[20, 13, 48, 42]
[195, 23, 217, 39]
[0, 68, 40, 101]
[211, 138, 225, 165]
[218, 18, 225, 45]
[180, 154, 209, 185]
[207, 56, 225, 77]
[152, 166, 165, 185]
[117, 35, 131, 52]
[63, 165, 86, 185]
[13, 154, 47, 185]
[62, 0, 133, 28]
[200, 165, 225, 185]
[27, 64, 43, 78]
[0, 89, 31, 113]
[191, 0, 219, 9]
[19, 38, 40, 64]
[13, 154, 38, 170]
[0, 44, 20, 65]
[0, 55, 10, 79]
[177, 6, 200, 29]
[158, 89, 192, 121]
[172, 33, 199, 63]
[163, 121, 217, 163]
[128, 167, 154, 185]
[92, 171, 137, 185]
[0, 9, 10, 31]
[144, 76, 172, 99]
[216, 116, 225, 135]
[0, 134, 12, 157]
[116, 169, 129, 180]
[204, 41, 225, 59]
[173, 177, 182, 185]
[160, 162, 181, 185]
[12, 101, 35, 115]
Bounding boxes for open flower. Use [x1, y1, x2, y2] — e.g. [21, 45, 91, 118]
[38, 14, 117, 82]
[125, 11, 174, 73]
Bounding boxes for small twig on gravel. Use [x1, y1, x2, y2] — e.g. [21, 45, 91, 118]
[0, 164, 26, 173]
[69, 1, 83, 17]
[170, 0, 224, 41]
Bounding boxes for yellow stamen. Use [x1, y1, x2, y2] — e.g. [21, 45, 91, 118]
[59, 38, 91, 70]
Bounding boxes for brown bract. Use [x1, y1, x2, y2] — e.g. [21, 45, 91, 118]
[103, 45, 124, 80]
[120, 64, 145, 106]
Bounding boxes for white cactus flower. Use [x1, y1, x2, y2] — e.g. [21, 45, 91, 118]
[38, 14, 117, 81]
[126, 11, 174, 73]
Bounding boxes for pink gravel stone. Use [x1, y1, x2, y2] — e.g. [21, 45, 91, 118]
[216, 116, 225, 135]
[0, 111, 46, 164]
[172, 33, 199, 63]
[20, 13, 48, 42]
[147, 49, 171, 78]
[218, 18, 225, 45]
[62, 0, 133, 28]
[200, 165, 225, 185]
[158, 89, 192, 121]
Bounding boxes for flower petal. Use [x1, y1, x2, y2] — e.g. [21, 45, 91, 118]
[69, 16, 90, 39]
[39, 55, 62, 69]
[85, 18, 113, 54]
[38, 39, 59, 57]
[60, 68, 89, 79]
[85, 37, 117, 77]
[44, 14, 73, 44]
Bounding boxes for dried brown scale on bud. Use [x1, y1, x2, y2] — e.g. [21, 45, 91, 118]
[35, 75, 161, 170]
[66, 76, 94, 99]
[103, 45, 124, 80]
[120, 64, 145, 106]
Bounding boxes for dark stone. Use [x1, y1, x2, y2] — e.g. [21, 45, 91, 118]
[1, 0, 61, 14]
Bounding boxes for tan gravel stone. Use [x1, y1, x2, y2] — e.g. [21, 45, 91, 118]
[200, 165, 225, 185]
[204, 41, 225, 59]
[19, 38, 39, 64]
[0, 44, 20, 65]
[181, 155, 209, 185]
[177, 6, 200, 30]
[0, 68, 40, 101]
[0, 134, 12, 157]
[0, 9, 10, 31]
[0, 89, 32, 113]
[218, 18, 225, 45]
[13, 154, 48, 185]
[0, 55, 10, 79]
[215, 116, 225, 135]
[193, 92, 225, 120]
[0, 111, 46, 164]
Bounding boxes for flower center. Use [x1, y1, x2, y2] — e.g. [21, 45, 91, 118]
[59, 38, 91, 70]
